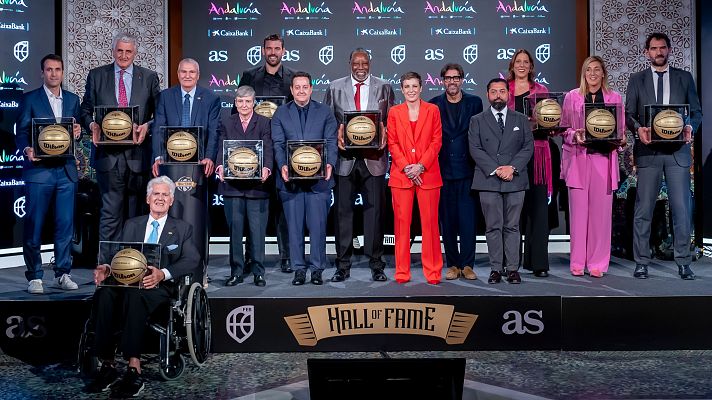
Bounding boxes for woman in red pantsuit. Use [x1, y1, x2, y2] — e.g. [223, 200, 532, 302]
[387, 72, 443, 284]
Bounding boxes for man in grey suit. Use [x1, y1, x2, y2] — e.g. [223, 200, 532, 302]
[625, 32, 702, 280]
[80, 31, 161, 242]
[323, 48, 394, 282]
[469, 78, 533, 284]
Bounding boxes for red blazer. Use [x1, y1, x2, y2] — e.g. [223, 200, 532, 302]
[387, 100, 443, 189]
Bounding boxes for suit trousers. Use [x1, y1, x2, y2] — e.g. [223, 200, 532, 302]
[633, 154, 692, 266]
[391, 186, 442, 282]
[279, 188, 331, 272]
[93, 284, 171, 360]
[479, 191, 525, 272]
[224, 196, 268, 277]
[97, 153, 146, 241]
[567, 153, 613, 273]
[520, 183, 550, 272]
[334, 159, 386, 270]
[439, 178, 477, 269]
[23, 167, 76, 280]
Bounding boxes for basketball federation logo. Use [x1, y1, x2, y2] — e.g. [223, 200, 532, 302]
[14, 41, 29, 62]
[226, 305, 255, 344]
[390, 44, 406, 65]
[535, 43, 550, 64]
[463, 44, 478, 65]
[246, 45, 262, 66]
[318, 45, 333, 65]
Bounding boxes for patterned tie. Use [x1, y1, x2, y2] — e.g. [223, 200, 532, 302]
[182, 93, 191, 126]
[147, 220, 159, 244]
[118, 70, 128, 107]
[655, 71, 666, 105]
[497, 112, 505, 135]
[354, 82, 364, 111]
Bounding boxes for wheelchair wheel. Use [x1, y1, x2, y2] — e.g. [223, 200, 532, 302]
[77, 319, 98, 377]
[159, 353, 185, 381]
[185, 282, 211, 366]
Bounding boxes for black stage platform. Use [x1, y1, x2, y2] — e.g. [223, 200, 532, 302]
[1, 253, 711, 362]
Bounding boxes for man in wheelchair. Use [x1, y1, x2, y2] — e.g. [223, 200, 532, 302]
[86, 176, 201, 397]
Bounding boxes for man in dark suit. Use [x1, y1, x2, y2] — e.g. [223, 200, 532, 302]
[86, 176, 200, 397]
[15, 54, 82, 294]
[216, 85, 273, 287]
[625, 32, 702, 280]
[323, 48, 394, 283]
[271, 72, 338, 286]
[237, 33, 296, 274]
[429, 63, 483, 281]
[80, 31, 161, 242]
[469, 78, 533, 284]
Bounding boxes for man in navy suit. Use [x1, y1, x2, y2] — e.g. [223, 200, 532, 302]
[15, 54, 82, 294]
[429, 63, 483, 281]
[625, 32, 703, 280]
[80, 31, 161, 242]
[271, 72, 338, 285]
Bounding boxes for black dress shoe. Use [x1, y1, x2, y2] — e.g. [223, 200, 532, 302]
[488, 270, 502, 284]
[280, 259, 293, 273]
[533, 270, 549, 278]
[678, 265, 695, 280]
[371, 268, 388, 282]
[506, 270, 522, 284]
[225, 275, 243, 286]
[331, 269, 350, 282]
[254, 275, 266, 287]
[633, 264, 648, 279]
[292, 270, 306, 286]
[311, 270, 323, 285]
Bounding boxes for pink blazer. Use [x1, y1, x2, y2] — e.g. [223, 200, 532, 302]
[507, 80, 548, 110]
[560, 88, 624, 191]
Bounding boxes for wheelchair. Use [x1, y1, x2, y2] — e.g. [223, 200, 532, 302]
[77, 274, 211, 381]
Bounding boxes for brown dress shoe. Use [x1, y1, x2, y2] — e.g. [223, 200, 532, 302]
[445, 266, 460, 280]
[461, 266, 477, 280]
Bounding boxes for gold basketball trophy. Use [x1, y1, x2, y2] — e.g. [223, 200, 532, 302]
[645, 104, 689, 143]
[160, 126, 203, 164]
[583, 103, 622, 143]
[97, 241, 162, 288]
[287, 139, 326, 180]
[31, 117, 76, 158]
[343, 111, 381, 149]
[94, 105, 139, 145]
[253, 96, 286, 119]
[524, 92, 569, 136]
[223, 139, 264, 180]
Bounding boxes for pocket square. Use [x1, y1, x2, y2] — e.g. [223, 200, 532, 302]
[167, 244, 178, 251]
[513, 126, 520, 131]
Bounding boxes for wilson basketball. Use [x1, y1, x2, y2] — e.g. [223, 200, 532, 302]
[535, 99, 562, 128]
[38, 124, 71, 155]
[254, 101, 278, 119]
[167, 131, 198, 161]
[346, 116, 377, 145]
[290, 146, 322, 177]
[585, 109, 616, 139]
[227, 147, 259, 178]
[653, 109, 684, 140]
[110, 248, 147, 285]
[101, 110, 133, 140]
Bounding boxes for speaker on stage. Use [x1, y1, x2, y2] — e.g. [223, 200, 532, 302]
[307, 358, 465, 400]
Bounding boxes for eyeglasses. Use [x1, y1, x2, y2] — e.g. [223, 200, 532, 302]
[443, 76, 462, 82]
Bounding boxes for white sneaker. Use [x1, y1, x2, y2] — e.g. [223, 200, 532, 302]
[28, 279, 44, 294]
[55, 274, 79, 290]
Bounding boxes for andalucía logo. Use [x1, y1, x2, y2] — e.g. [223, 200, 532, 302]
[208, 73, 241, 92]
[1, 71, 28, 86]
[424, 1, 477, 19]
[0, 0, 28, 13]
[424, 72, 477, 90]
[208, 2, 261, 20]
[352, 1, 405, 19]
[496, 0, 549, 18]
[280, 1, 333, 19]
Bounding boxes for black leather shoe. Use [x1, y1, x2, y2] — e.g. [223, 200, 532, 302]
[280, 259, 293, 273]
[331, 269, 350, 282]
[254, 275, 266, 287]
[678, 265, 695, 280]
[533, 270, 549, 278]
[310, 270, 323, 285]
[506, 270, 522, 284]
[633, 264, 648, 279]
[292, 270, 306, 285]
[225, 275, 243, 286]
[488, 270, 502, 284]
[372, 268, 388, 282]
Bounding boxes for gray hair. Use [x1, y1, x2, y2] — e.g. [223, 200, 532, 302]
[236, 85, 256, 99]
[178, 57, 200, 73]
[146, 176, 176, 197]
[112, 31, 138, 51]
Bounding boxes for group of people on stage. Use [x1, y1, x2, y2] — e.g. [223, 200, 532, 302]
[16, 30, 702, 298]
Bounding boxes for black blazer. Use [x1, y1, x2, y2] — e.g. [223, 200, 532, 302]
[429, 92, 483, 180]
[217, 113, 274, 199]
[231, 64, 296, 115]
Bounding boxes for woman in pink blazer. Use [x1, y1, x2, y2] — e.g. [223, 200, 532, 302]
[560, 56, 626, 277]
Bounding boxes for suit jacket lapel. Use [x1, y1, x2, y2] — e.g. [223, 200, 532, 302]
[158, 217, 175, 245]
[38, 90, 54, 117]
[643, 71, 656, 105]
[345, 80, 356, 110]
[131, 67, 142, 106]
[413, 101, 426, 143]
[173, 87, 183, 124]
[289, 103, 302, 138]
[191, 89, 202, 125]
[397, 106, 415, 162]
[106, 65, 117, 105]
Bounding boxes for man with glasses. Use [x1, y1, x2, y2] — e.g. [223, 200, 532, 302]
[429, 63, 483, 281]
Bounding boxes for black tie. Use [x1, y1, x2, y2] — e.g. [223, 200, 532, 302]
[298, 106, 307, 133]
[496, 112, 504, 134]
[655, 71, 666, 105]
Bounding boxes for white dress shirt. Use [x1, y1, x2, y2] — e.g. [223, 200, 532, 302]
[114, 63, 134, 103]
[351, 75, 371, 111]
[181, 86, 197, 117]
[43, 85, 63, 121]
[651, 65, 670, 105]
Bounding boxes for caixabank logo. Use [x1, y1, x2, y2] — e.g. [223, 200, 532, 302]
[208, 2, 261, 21]
[505, 26, 551, 35]
[356, 27, 402, 37]
[280, 1, 333, 20]
[424, 0, 477, 19]
[430, 27, 475, 36]
[282, 28, 327, 37]
[0, 21, 29, 31]
[495, 0, 550, 18]
[207, 28, 254, 38]
[352, 1, 405, 20]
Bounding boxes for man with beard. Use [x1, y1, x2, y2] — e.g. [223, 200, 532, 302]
[625, 32, 702, 280]
[469, 78, 533, 284]
[429, 63, 482, 281]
